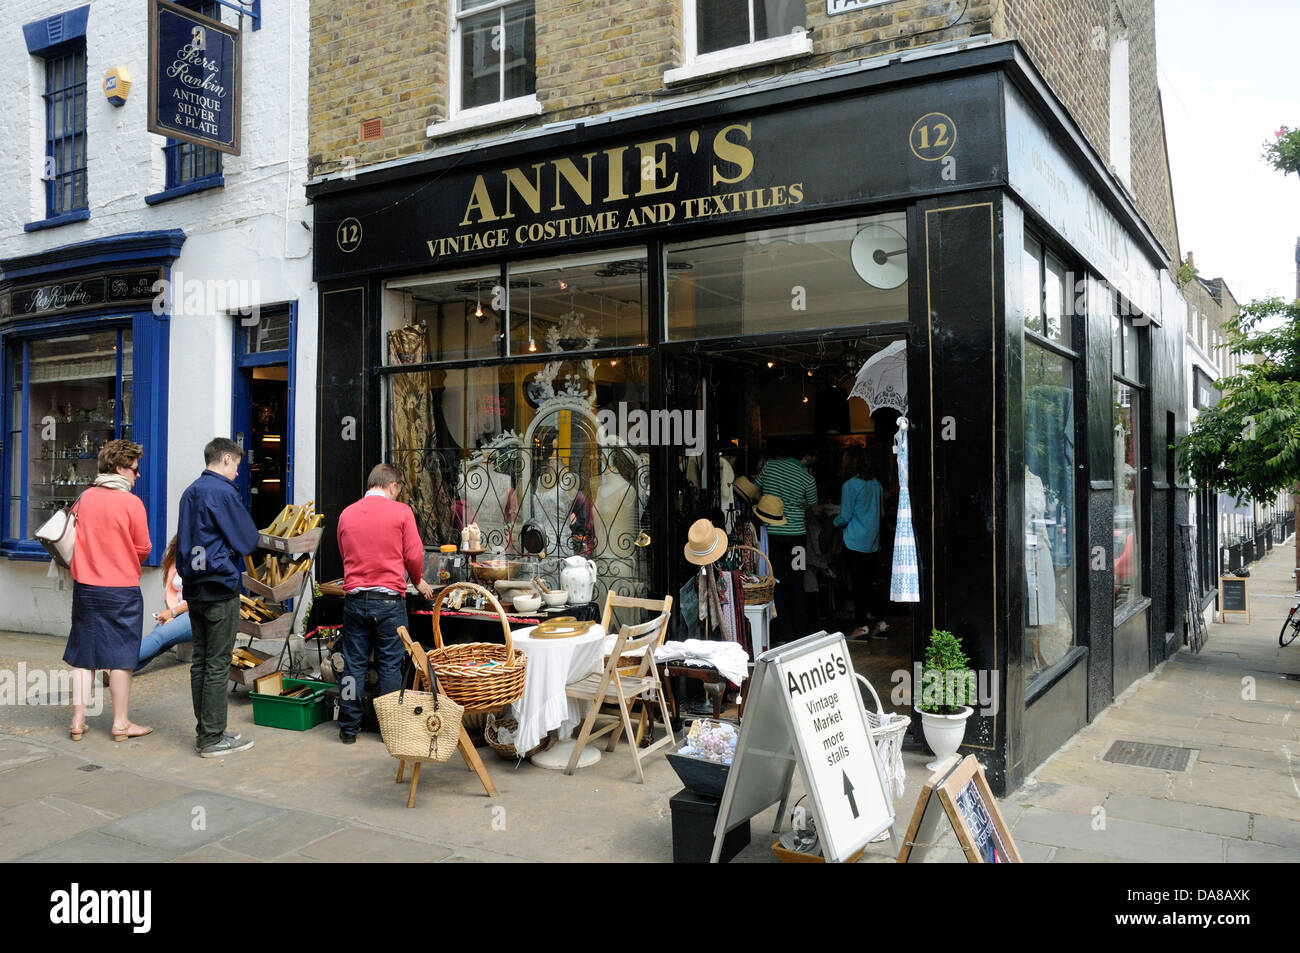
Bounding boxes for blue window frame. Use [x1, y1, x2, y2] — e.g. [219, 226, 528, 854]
[43, 45, 88, 217]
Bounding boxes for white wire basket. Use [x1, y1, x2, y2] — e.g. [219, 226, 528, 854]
[855, 673, 910, 801]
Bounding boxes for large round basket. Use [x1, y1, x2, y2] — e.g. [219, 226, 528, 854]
[730, 544, 775, 603]
[427, 582, 527, 713]
[484, 711, 552, 760]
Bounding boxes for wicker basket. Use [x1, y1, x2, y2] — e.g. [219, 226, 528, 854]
[730, 544, 775, 603]
[484, 712, 552, 760]
[426, 582, 527, 713]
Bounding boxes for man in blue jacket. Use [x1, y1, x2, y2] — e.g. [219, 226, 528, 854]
[178, 437, 260, 758]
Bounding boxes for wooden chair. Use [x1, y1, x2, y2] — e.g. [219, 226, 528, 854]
[600, 594, 673, 745]
[565, 613, 674, 782]
[394, 626, 497, 806]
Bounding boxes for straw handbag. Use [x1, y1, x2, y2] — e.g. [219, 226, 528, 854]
[373, 666, 464, 764]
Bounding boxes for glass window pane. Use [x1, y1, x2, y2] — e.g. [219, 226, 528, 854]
[386, 269, 504, 364]
[1113, 382, 1140, 610]
[245, 310, 292, 354]
[698, 0, 752, 54]
[385, 355, 651, 601]
[754, 0, 804, 41]
[1021, 234, 1042, 335]
[1044, 253, 1068, 343]
[1111, 313, 1122, 372]
[460, 9, 501, 110]
[1123, 316, 1140, 381]
[25, 331, 121, 535]
[502, 2, 536, 100]
[1024, 342, 1076, 681]
[667, 213, 908, 340]
[508, 250, 649, 355]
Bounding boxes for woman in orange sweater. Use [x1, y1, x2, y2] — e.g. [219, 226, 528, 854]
[65, 439, 153, 741]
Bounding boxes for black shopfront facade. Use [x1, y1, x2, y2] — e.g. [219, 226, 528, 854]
[306, 43, 1188, 794]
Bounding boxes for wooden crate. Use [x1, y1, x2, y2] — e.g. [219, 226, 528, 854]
[771, 841, 865, 864]
[242, 568, 311, 603]
[237, 610, 295, 641]
[229, 647, 278, 687]
[258, 526, 324, 554]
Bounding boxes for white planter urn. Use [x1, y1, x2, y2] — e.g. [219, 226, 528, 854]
[915, 706, 973, 771]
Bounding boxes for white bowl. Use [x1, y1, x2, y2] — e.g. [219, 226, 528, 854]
[542, 589, 569, 607]
[512, 593, 543, 613]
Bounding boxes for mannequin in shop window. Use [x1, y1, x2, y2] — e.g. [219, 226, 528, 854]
[454, 450, 518, 551]
[1025, 466, 1056, 670]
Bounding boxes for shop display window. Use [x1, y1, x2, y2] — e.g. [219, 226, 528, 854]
[665, 213, 908, 340]
[507, 251, 649, 356]
[456, 0, 536, 112]
[1113, 311, 1145, 614]
[387, 268, 505, 363]
[383, 344, 651, 600]
[1023, 341, 1077, 681]
[3, 328, 132, 544]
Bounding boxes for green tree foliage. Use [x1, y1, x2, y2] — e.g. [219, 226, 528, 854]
[1178, 297, 1300, 501]
[1262, 126, 1300, 177]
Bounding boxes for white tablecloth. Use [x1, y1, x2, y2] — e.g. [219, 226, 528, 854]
[509, 623, 606, 756]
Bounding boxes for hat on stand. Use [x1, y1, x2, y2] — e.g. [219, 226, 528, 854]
[733, 475, 761, 504]
[753, 494, 787, 526]
[683, 518, 728, 566]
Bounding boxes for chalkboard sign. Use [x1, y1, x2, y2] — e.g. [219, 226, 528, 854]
[898, 755, 1021, 863]
[677, 573, 701, 640]
[1218, 575, 1250, 623]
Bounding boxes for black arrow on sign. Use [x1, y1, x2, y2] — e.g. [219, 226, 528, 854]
[843, 770, 859, 819]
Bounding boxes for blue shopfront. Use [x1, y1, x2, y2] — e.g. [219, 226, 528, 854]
[0, 230, 181, 567]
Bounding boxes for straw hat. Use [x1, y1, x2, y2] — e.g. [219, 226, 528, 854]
[733, 475, 760, 504]
[753, 494, 788, 526]
[683, 518, 727, 565]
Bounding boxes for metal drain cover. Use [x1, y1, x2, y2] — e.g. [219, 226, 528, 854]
[1103, 740, 1195, 771]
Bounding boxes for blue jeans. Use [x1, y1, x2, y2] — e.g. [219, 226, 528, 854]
[137, 612, 193, 670]
[339, 593, 408, 736]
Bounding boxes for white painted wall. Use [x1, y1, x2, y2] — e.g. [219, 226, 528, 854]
[0, 0, 315, 635]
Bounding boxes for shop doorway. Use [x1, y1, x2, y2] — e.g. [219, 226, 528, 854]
[662, 333, 915, 710]
[232, 307, 295, 528]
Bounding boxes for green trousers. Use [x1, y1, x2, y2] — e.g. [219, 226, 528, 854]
[189, 596, 240, 749]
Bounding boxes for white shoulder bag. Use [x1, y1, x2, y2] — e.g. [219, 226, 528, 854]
[35, 495, 82, 568]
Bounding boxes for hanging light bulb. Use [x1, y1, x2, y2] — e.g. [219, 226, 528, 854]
[475, 284, 483, 318]
[610, 359, 618, 367]
[526, 280, 535, 352]
[802, 395, 809, 404]
[766, 361, 775, 369]
[807, 370, 813, 377]
[528, 338, 537, 352]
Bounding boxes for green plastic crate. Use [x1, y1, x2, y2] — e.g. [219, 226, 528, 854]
[249, 678, 332, 731]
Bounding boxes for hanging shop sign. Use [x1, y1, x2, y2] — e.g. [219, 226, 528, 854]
[2, 271, 162, 321]
[897, 754, 1021, 863]
[312, 73, 1006, 280]
[710, 631, 894, 863]
[148, 0, 242, 155]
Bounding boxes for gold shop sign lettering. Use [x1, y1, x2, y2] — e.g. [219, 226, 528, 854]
[425, 123, 805, 260]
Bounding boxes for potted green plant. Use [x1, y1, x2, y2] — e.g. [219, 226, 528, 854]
[914, 628, 976, 770]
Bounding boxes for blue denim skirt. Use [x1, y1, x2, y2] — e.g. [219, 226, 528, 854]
[64, 582, 144, 671]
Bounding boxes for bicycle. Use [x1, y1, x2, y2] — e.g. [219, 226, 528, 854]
[1280, 593, 1300, 647]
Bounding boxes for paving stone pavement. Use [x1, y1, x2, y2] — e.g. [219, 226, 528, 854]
[1, 540, 1298, 862]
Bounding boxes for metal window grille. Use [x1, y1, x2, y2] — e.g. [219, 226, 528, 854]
[43, 46, 87, 216]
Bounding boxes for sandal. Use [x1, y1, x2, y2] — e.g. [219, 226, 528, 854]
[69, 722, 87, 741]
[111, 723, 153, 742]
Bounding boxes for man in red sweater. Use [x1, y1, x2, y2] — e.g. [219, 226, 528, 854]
[335, 463, 435, 743]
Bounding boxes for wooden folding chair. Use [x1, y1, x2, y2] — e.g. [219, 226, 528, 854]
[394, 626, 497, 806]
[600, 594, 673, 745]
[565, 613, 674, 782]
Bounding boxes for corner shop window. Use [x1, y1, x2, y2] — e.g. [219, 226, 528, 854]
[1113, 310, 1145, 614]
[696, 0, 804, 55]
[4, 328, 133, 544]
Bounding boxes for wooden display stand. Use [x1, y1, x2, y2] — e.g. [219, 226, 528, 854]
[897, 755, 1021, 863]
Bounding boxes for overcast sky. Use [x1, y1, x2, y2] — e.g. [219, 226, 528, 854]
[1155, 0, 1300, 305]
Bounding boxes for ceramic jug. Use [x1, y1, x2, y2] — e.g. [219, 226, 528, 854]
[560, 555, 598, 604]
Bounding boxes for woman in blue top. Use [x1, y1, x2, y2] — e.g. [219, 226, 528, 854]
[834, 445, 888, 639]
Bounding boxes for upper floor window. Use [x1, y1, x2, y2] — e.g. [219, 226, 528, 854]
[454, 0, 536, 113]
[43, 45, 87, 217]
[697, 0, 805, 55]
[1108, 3, 1131, 188]
[667, 0, 810, 84]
